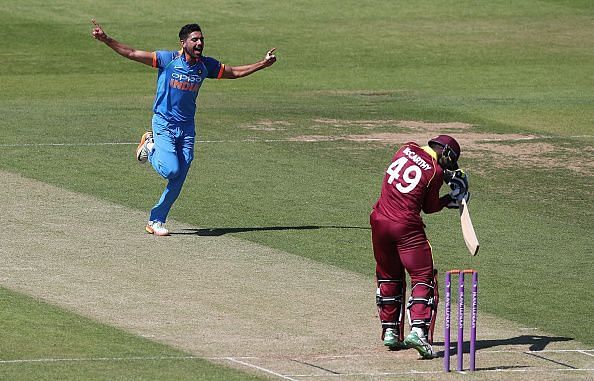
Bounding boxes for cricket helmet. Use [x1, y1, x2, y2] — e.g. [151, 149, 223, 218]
[428, 135, 461, 170]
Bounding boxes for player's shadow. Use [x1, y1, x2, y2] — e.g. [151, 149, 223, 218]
[435, 335, 576, 371]
[434, 334, 574, 358]
[173, 225, 369, 236]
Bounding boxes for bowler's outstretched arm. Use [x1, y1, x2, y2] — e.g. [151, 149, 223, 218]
[91, 19, 154, 67]
[221, 48, 277, 79]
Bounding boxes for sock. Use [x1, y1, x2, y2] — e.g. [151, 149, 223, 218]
[412, 327, 426, 339]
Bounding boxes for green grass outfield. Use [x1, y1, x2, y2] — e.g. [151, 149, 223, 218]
[1, 0, 593, 379]
[0, 288, 262, 380]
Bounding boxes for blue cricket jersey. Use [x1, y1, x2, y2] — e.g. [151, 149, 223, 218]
[151, 50, 224, 124]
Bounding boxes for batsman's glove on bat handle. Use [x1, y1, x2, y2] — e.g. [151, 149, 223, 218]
[446, 169, 470, 207]
[449, 177, 468, 197]
[445, 192, 471, 209]
[444, 168, 467, 184]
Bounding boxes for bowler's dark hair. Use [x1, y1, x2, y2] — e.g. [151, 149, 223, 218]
[179, 24, 202, 41]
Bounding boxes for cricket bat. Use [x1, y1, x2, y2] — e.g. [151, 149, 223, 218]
[459, 198, 479, 256]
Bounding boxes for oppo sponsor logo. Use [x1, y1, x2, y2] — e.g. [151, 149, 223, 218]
[171, 72, 201, 83]
[169, 72, 202, 92]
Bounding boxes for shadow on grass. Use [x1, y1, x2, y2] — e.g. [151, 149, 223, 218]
[172, 225, 370, 236]
[434, 334, 574, 359]
[475, 335, 574, 351]
[441, 335, 577, 371]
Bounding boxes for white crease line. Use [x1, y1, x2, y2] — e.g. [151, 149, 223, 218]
[288, 370, 441, 377]
[0, 140, 320, 147]
[301, 354, 377, 360]
[0, 140, 295, 147]
[0, 356, 200, 364]
[2, 349, 591, 364]
[2, 354, 593, 378]
[2, 142, 142, 147]
[302, 349, 594, 359]
[477, 135, 593, 142]
[1, 135, 591, 148]
[223, 357, 300, 381]
[0, 142, 135, 147]
[484, 349, 594, 354]
[286, 368, 594, 377]
[537, 349, 594, 353]
[3, 357, 592, 377]
[484, 368, 594, 373]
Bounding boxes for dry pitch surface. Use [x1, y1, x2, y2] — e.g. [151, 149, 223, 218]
[1, 170, 592, 380]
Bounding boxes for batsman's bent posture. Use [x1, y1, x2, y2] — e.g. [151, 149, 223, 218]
[371, 135, 470, 359]
[91, 20, 277, 235]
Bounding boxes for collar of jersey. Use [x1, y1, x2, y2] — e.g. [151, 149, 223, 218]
[178, 50, 202, 67]
[421, 145, 438, 160]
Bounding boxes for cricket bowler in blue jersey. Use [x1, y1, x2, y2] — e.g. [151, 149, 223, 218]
[91, 19, 277, 236]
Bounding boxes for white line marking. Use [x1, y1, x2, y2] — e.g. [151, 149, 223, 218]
[3, 349, 591, 364]
[0, 356, 200, 364]
[223, 357, 300, 381]
[1, 353, 592, 379]
[0, 142, 136, 147]
[477, 135, 593, 142]
[484, 349, 594, 354]
[288, 370, 442, 377]
[536, 349, 594, 353]
[0, 140, 293, 147]
[1, 134, 591, 148]
[301, 354, 377, 360]
[285, 368, 594, 377]
[300, 349, 594, 359]
[483, 368, 594, 373]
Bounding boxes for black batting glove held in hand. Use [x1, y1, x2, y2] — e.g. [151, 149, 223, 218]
[448, 169, 469, 203]
[443, 169, 455, 184]
[445, 192, 471, 209]
[445, 194, 459, 209]
[444, 168, 466, 183]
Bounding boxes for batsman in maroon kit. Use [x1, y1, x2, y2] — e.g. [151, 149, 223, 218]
[371, 135, 469, 359]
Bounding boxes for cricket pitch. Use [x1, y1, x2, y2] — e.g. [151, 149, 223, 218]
[1, 170, 592, 380]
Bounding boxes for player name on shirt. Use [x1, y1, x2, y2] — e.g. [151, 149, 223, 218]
[402, 147, 432, 171]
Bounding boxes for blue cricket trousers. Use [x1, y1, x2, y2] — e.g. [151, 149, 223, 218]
[148, 114, 195, 223]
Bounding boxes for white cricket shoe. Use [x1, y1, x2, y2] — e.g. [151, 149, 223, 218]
[404, 330, 435, 359]
[383, 328, 406, 350]
[145, 221, 169, 236]
[136, 131, 153, 163]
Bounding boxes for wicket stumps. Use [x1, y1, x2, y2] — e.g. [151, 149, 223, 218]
[444, 269, 478, 372]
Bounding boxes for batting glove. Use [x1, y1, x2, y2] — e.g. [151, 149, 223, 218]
[445, 192, 471, 209]
[444, 168, 463, 182]
[448, 170, 469, 201]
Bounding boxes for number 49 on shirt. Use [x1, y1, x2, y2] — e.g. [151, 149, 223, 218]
[386, 157, 422, 194]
